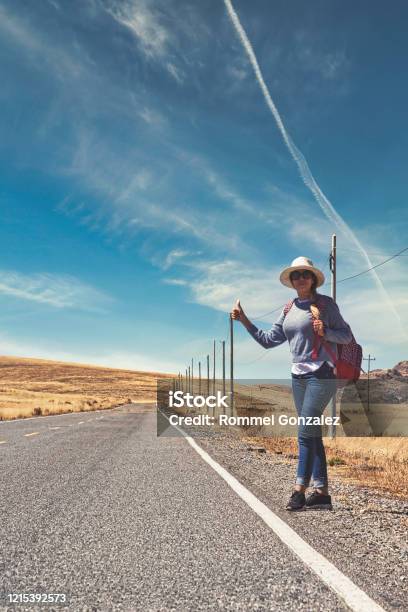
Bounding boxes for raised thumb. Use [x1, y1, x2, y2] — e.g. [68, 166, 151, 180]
[235, 299, 242, 311]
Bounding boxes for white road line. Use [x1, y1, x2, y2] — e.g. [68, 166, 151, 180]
[0, 440, 7, 444]
[24, 432, 40, 437]
[78, 421, 84, 425]
[49, 426, 62, 430]
[0, 414, 73, 424]
[0, 407, 118, 425]
[160, 411, 385, 612]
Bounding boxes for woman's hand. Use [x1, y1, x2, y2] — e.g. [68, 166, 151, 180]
[312, 319, 325, 337]
[231, 299, 250, 328]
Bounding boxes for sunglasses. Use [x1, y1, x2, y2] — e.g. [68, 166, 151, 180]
[290, 270, 314, 281]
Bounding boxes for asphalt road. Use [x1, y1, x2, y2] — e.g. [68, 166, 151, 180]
[0, 404, 387, 611]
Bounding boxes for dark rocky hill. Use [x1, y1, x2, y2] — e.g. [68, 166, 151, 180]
[357, 360, 408, 404]
[368, 360, 408, 380]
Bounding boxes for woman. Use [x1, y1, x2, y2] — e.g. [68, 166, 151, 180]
[231, 256, 352, 511]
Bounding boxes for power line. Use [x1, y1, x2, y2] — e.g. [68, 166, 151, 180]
[188, 246, 407, 376]
[337, 246, 408, 283]
[249, 303, 285, 321]
[232, 246, 407, 367]
[247, 255, 331, 320]
[336, 246, 408, 257]
[242, 246, 407, 320]
[236, 350, 271, 366]
[236, 257, 332, 366]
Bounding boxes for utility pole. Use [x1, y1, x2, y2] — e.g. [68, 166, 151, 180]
[213, 339, 216, 395]
[221, 340, 226, 399]
[331, 233, 337, 303]
[191, 358, 194, 395]
[185, 368, 188, 393]
[230, 314, 234, 413]
[198, 361, 201, 395]
[188, 365, 191, 396]
[206, 354, 210, 397]
[329, 234, 337, 438]
[363, 354, 376, 412]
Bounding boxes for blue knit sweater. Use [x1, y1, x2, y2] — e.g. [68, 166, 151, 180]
[247, 293, 352, 365]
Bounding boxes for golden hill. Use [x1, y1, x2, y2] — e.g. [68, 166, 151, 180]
[0, 356, 174, 420]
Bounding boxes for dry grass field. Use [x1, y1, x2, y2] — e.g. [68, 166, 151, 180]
[231, 381, 408, 498]
[243, 435, 408, 498]
[0, 356, 173, 420]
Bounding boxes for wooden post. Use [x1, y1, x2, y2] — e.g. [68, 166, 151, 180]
[222, 340, 226, 398]
[198, 361, 201, 395]
[230, 315, 234, 413]
[363, 354, 376, 413]
[207, 354, 210, 396]
[330, 234, 337, 438]
[213, 340, 216, 415]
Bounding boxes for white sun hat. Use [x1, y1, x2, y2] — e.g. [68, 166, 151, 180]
[279, 256, 325, 288]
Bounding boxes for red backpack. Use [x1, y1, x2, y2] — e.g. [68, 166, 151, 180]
[283, 297, 362, 384]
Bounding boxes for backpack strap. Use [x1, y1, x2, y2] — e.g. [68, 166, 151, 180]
[283, 299, 294, 318]
[313, 294, 328, 312]
[284, 295, 338, 362]
[311, 333, 338, 363]
[310, 295, 337, 362]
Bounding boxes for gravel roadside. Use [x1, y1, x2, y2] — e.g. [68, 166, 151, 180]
[186, 425, 408, 611]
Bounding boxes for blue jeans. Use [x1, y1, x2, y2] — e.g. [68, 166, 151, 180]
[291, 362, 336, 489]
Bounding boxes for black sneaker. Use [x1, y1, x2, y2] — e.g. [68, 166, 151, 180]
[285, 490, 306, 511]
[305, 491, 333, 510]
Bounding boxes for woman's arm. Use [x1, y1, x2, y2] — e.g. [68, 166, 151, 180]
[323, 300, 353, 344]
[231, 300, 287, 349]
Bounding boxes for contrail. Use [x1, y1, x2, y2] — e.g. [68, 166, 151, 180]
[223, 0, 406, 337]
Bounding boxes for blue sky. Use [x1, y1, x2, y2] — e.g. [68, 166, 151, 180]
[0, 0, 407, 378]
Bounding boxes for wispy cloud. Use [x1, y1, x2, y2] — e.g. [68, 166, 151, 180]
[0, 3, 267, 267]
[59, 126, 253, 256]
[285, 210, 333, 251]
[116, 169, 153, 203]
[138, 106, 166, 127]
[162, 249, 190, 270]
[0, 270, 112, 312]
[107, 0, 170, 59]
[106, 0, 187, 83]
[0, 334, 177, 374]
[227, 58, 249, 82]
[184, 259, 289, 317]
[0, 4, 86, 81]
[182, 153, 257, 215]
[46, 0, 61, 10]
[223, 0, 407, 340]
[292, 30, 348, 81]
[163, 278, 188, 286]
[166, 62, 185, 84]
